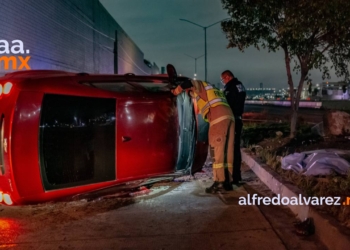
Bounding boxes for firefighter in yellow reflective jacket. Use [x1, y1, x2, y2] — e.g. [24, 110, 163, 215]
[171, 79, 235, 193]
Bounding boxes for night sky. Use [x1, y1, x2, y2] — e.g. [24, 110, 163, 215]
[100, 0, 342, 89]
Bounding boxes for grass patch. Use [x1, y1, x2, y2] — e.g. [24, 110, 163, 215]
[245, 122, 350, 225]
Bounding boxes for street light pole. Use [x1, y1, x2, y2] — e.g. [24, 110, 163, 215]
[179, 18, 229, 82]
[204, 27, 207, 81]
[184, 53, 204, 79]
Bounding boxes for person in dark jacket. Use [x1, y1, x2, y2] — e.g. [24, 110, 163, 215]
[221, 70, 246, 187]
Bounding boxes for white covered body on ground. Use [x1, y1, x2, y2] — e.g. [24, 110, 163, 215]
[281, 149, 350, 176]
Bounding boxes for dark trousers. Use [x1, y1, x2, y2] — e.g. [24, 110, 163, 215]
[233, 118, 243, 182]
[224, 117, 243, 184]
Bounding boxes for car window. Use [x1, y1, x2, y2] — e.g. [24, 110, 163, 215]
[134, 82, 169, 92]
[82, 82, 138, 92]
[82, 81, 171, 92]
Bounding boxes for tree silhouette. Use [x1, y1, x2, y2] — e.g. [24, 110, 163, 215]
[221, 0, 350, 137]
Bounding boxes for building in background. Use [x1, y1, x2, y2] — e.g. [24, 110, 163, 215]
[246, 87, 277, 100]
[246, 81, 350, 101]
[0, 0, 157, 76]
[300, 81, 349, 100]
[314, 81, 348, 100]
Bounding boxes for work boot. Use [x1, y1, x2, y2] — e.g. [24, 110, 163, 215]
[223, 182, 233, 191]
[232, 181, 242, 187]
[205, 182, 224, 194]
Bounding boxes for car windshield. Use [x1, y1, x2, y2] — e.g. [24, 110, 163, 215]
[82, 81, 171, 92]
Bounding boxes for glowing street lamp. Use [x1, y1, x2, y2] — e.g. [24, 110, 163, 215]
[179, 18, 229, 82]
[184, 53, 204, 79]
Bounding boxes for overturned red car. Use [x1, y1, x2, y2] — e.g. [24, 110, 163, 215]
[0, 70, 208, 205]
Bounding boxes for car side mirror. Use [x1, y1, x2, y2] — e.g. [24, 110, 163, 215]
[166, 64, 178, 85]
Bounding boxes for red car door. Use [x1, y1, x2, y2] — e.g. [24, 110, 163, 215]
[116, 95, 178, 179]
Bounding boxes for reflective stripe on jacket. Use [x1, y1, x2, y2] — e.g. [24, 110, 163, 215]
[194, 82, 230, 121]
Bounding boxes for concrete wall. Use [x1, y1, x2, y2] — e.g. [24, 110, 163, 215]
[0, 0, 152, 75]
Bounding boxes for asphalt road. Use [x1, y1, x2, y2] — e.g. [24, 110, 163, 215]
[244, 104, 324, 123]
[0, 164, 326, 250]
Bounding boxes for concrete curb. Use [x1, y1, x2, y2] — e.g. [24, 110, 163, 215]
[242, 149, 350, 250]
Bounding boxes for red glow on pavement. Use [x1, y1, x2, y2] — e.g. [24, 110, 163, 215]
[0, 218, 21, 244]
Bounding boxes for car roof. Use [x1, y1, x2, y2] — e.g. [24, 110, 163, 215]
[0, 70, 196, 85]
[1, 70, 188, 82]
[3, 70, 75, 79]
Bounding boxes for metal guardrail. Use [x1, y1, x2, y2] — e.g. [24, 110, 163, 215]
[245, 100, 322, 108]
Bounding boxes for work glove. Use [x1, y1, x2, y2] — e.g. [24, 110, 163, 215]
[166, 64, 193, 89]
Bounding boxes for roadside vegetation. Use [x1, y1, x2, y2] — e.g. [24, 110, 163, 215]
[243, 122, 350, 227]
[221, 0, 350, 137]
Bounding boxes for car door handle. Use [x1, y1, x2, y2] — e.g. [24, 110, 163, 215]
[122, 136, 132, 142]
